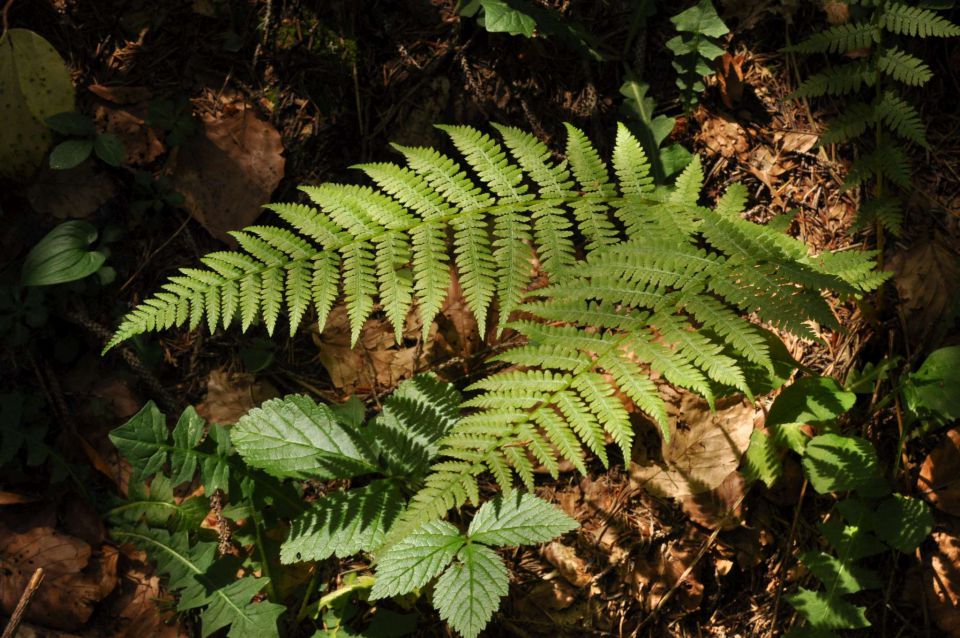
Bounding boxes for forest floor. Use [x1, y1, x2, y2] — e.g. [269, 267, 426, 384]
[2, 1, 960, 637]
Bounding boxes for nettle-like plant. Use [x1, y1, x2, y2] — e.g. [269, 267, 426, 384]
[109, 374, 576, 637]
[105, 122, 884, 633]
[666, 0, 729, 111]
[786, 1, 960, 242]
[744, 376, 933, 636]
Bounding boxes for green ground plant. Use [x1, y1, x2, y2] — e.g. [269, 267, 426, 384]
[109, 374, 575, 637]
[786, 0, 960, 250]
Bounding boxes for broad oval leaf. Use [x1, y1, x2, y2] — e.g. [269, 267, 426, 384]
[786, 587, 870, 630]
[231, 395, 378, 480]
[467, 492, 577, 546]
[0, 29, 75, 179]
[21, 220, 106, 287]
[903, 346, 960, 422]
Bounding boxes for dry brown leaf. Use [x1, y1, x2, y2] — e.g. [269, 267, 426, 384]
[630, 394, 756, 498]
[697, 116, 749, 159]
[172, 110, 285, 244]
[88, 84, 153, 104]
[93, 101, 165, 166]
[313, 305, 435, 395]
[890, 234, 960, 345]
[681, 470, 746, 530]
[105, 564, 186, 638]
[716, 53, 745, 109]
[0, 491, 38, 505]
[778, 131, 819, 154]
[27, 160, 115, 219]
[195, 369, 279, 425]
[824, 1, 850, 25]
[918, 429, 960, 515]
[632, 531, 704, 611]
[542, 541, 592, 588]
[747, 145, 794, 193]
[521, 580, 578, 612]
[0, 524, 118, 630]
[925, 531, 960, 636]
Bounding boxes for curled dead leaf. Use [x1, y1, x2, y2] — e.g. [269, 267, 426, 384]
[172, 110, 285, 244]
[716, 52, 745, 109]
[93, 101, 165, 166]
[919, 429, 960, 515]
[925, 531, 960, 636]
[542, 541, 592, 588]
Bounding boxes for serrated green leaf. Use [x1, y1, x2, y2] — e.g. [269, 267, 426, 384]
[818, 517, 886, 562]
[802, 434, 885, 495]
[467, 492, 578, 546]
[107, 474, 207, 531]
[231, 395, 378, 480]
[786, 588, 870, 630]
[873, 494, 933, 552]
[109, 400, 171, 485]
[111, 527, 283, 638]
[370, 520, 464, 599]
[281, 479, 403, 563]
[742, 429, 783, 487]
[902, 346, 960, 422]
[433, 543, 510, 638]
[799, 550, 882, 595]
[476, 0, 537, 36]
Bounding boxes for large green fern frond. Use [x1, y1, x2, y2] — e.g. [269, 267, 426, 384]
[391, 168, 883, 541]
[880, 2, 960, 38]
[785, 21, 879, 54]
[107, 123, 668, 350]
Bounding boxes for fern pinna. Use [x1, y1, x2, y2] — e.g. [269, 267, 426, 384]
[107, 123, 882, 535]
[786, 1, 959, 238]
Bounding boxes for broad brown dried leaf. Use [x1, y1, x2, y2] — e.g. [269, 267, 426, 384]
[0, 524, 117, 630]
[93, 101, 164, 166]
[172, 110, 285, 243]
[27, 160, 115, 219]
[630, 394, 756, 498]
[681, 470, 746, 530]
[195, 368, 279, 425]
[919, 429, 960, 515]
[925, 531, 960, 636]
[890, 234, 960, 345]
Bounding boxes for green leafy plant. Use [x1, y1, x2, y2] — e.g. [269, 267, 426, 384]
[666, 0, 730, 111]
[146, 96, 198, 146]
[20, 220, 114, 287]
[45, 111, 124, 169]
[458, 0, 603, 60]
[108, 374, 576, 637]
[742, 376, 934, 635]
[620, 75, 693, 183]
[785, 1, 960, 243]
[104, 122, 884, 546]
[130, 171, 185, 216]
[0, 28, 75, 179]
[370, 493, 577, 638]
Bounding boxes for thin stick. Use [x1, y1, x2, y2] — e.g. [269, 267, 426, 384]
[2, 568, 44, 638]
[768, 478, 809, 637]
[1, 0, 15, 36]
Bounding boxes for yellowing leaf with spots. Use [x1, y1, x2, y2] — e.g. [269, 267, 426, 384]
[0, 29, 75, 179]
